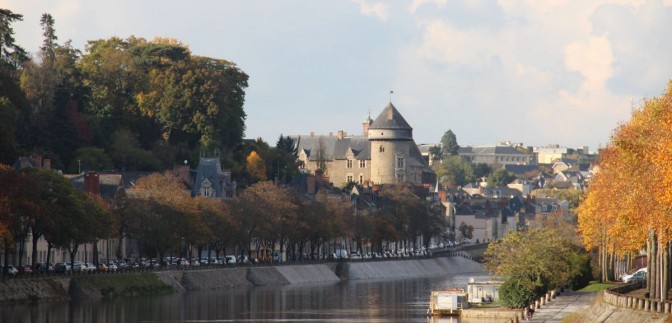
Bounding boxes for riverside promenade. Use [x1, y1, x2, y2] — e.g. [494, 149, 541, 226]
[529, 291, 596, 322]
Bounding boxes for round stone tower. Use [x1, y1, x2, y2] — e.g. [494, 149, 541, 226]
[368, 102, 414, 184]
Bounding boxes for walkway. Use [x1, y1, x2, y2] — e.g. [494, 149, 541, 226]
[529, 291, 596, 322]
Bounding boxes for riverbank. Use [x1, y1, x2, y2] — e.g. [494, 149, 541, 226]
[0, 256, 486, 304]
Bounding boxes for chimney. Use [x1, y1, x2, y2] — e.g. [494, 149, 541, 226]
[337, 130, 344, 139]
[310, 132, 314, 137]
[84, 172, 100, 196]
[438, 191, 447, 203]
[43, 159, 51, 170]
[20, 157, 30, 169]
[32, 155, 43, 168]
[362, 115, 373, 137]
[329, 132, 333, 137]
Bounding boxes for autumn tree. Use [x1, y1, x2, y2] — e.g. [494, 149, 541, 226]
[578, 81, 672, 301]
[127, 172, 199, 261]
[246, 151, 267, 182]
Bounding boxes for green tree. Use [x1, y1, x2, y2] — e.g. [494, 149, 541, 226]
[0, 9, 28, 71]
[39, 13, 58, 61]
[437, 155, 475, 188]
[272, 135, 300, 183]
[440, 129, 459, 158]
[0, 98, 18, 163]
[484, 227, 590, 297]
[428, 145, 442, 161]
[136, 53, 248, 151]
[473, 163, 491, 179]
[69, 146, 114, 173]
[487, 168, 516, 187]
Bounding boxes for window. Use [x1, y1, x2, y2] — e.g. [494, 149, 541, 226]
[347, 175, 353, 182]
[379, 145, 385, 153]
[359, 175, 363, 184]
[359, 160, 366, 168]
[396, 157, 405, 168]
[347, 159, 353, 168]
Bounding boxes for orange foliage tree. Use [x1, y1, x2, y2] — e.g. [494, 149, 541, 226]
[578, 81, 672, 300]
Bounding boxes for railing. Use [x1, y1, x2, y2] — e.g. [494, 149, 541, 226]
[603, 281, 672, 313]
[0, 252, 442, 280]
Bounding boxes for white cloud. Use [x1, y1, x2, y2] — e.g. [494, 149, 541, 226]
[352, 0, 390, 22]
[564, 36, 614, 91]
[408, 0, 447, 13]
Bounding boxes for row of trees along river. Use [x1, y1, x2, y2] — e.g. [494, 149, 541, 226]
[578, 81, 672, 301]
[0, 165, 447, 275]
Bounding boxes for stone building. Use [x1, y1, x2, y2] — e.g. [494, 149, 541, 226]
[294, 102, 435, 187]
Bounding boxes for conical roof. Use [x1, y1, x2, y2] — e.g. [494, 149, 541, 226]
[369, 103, 412, 130]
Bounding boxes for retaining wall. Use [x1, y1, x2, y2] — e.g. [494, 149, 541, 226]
[603, 281, 672, 314]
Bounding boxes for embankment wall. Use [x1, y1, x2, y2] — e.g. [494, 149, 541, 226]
[0, 256, 484, 303]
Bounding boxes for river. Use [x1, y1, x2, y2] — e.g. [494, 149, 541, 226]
[1, 273, 494, 323]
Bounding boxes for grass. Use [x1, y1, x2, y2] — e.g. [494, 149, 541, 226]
[74, 272, 174, 298]
[577, 281, 617, 293]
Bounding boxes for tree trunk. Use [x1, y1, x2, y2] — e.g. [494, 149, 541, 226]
[3, 238, 9, 275]
[651, 233, 658, 299]
[662, 242, 669, 301]
[648, 233, 653, 295]
[31, 229, 41, 268]
[46, 242, 52, 268]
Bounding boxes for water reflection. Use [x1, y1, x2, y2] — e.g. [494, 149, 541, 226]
[1, 273, 498, 323]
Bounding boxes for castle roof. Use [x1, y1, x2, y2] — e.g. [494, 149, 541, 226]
[294, 135, 371, 161]
[369, 103, 412, 130]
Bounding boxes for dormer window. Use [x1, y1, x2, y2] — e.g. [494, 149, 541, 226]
[347, 159, 353, 168]
[396, 157, 405, 168]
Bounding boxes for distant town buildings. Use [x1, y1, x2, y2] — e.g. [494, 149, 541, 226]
[293, 102, 435, 188]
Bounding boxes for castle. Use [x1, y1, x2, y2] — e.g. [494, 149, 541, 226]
[293, 102, 435, 188]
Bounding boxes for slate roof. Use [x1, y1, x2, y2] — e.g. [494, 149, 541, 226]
[192, 157, 229, 198]
[66, 173, 124, 200]
[369, 103, 412, 130]
[459, 146, 530, 155]
[504, 164, 540, 176]
[293, 135, 371, 161]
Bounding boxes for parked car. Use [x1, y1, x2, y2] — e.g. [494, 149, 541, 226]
[620, 267, 647, 283]
[106, 262, 118, 272]
[21, 264, 33, 274]
[54, 263, 71, 273]
[225, 255, 236, 264]
[85, 263, 97, 272]
[626, 270, 647, 283]
[72, 261, 84, 272]
[35, 262, 54, 273]
[97, 263, 108, 271]
[623, 270, 646, 283]
[3, 265, 18, 275]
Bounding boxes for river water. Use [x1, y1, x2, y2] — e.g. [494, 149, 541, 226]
[1, 273, 495, 323]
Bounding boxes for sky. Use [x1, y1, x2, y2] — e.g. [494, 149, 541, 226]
[5, 0, 672, 152]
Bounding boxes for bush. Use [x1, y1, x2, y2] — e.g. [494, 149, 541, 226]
[568, 254, 593, 290]
[499, 277, 542, 308]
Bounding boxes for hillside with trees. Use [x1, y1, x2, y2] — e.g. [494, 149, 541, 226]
[1, 10, 249, 175]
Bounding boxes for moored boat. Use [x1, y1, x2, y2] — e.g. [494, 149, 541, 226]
[427, 289, 469, 316]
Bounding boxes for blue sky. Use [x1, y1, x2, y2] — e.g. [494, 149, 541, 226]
[6, 0, 672, 152]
